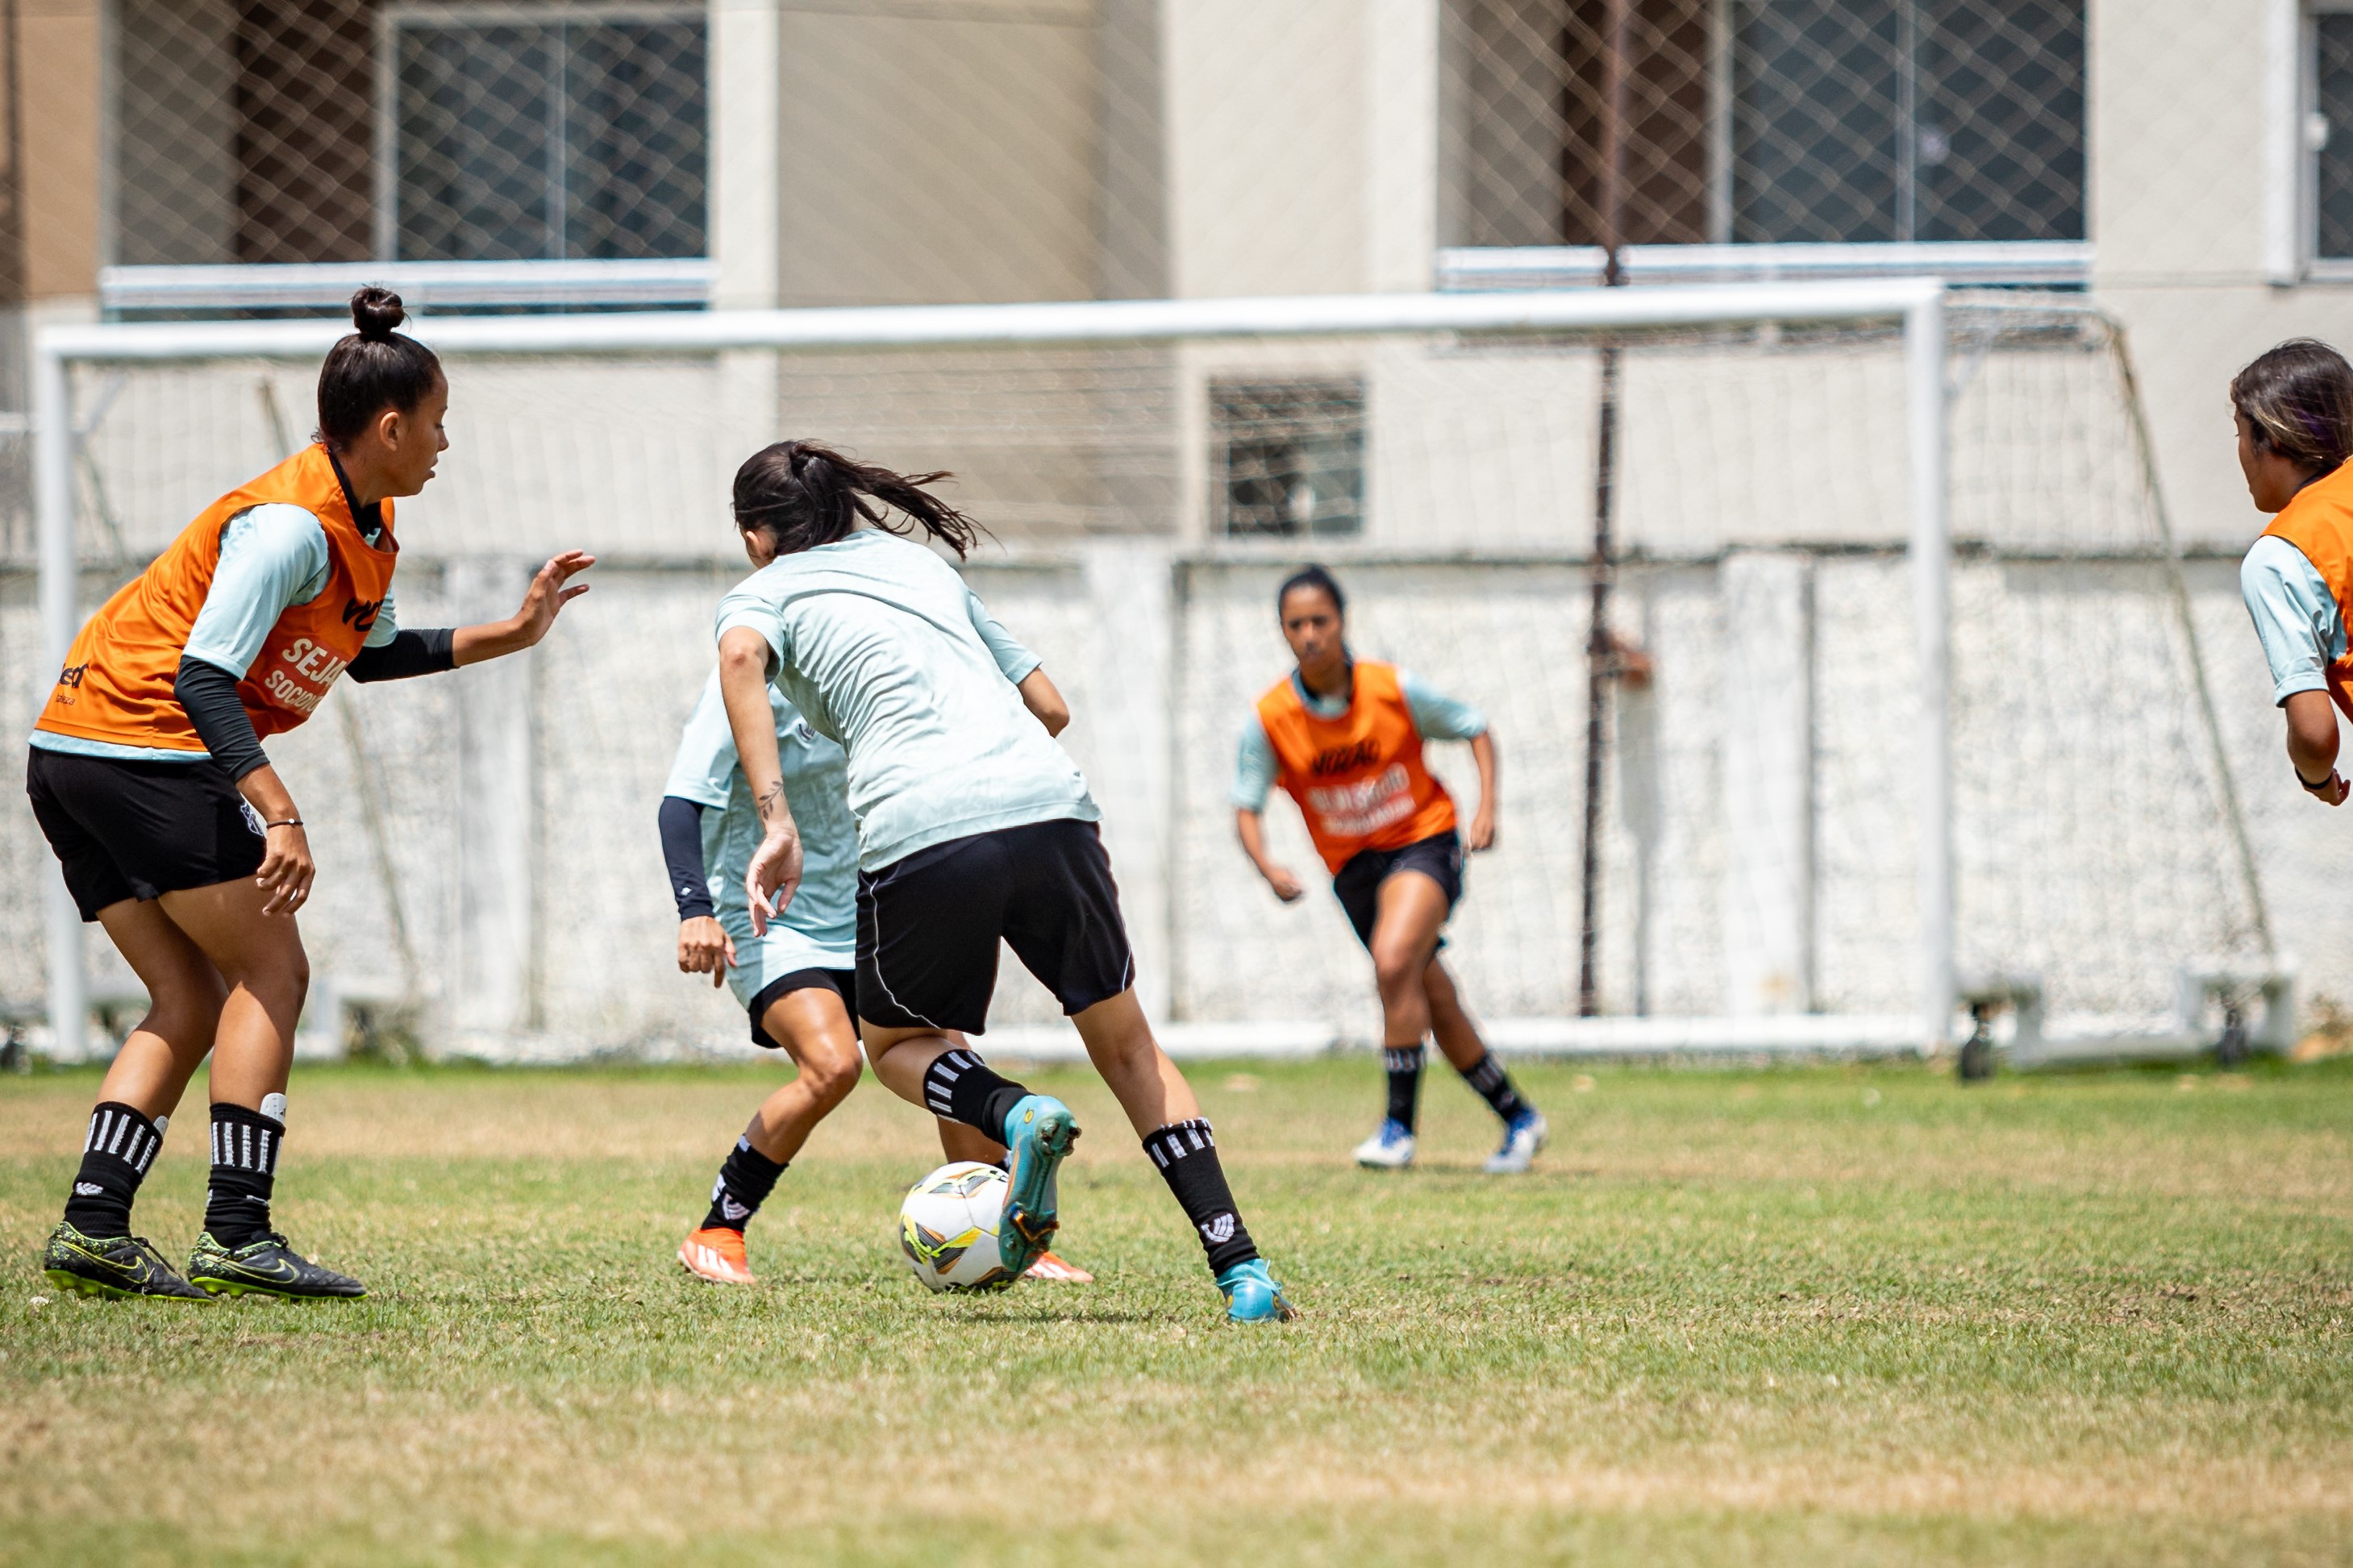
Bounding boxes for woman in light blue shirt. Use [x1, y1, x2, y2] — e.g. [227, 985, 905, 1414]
[713, 439, 1292, 1321]
[659, 668, 1089, 1287]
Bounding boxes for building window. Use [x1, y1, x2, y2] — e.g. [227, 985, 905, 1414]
[2313, 5, 2353, 262]
[1210, 381, 1367, 539]
[384, 6, 708, 263]
[1445, 0, 2086, 248]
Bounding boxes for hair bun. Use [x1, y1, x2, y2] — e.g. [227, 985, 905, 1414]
[349, 286, 406, 341]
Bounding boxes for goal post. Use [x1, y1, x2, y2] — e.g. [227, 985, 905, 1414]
[30, 281, 1961, 1064]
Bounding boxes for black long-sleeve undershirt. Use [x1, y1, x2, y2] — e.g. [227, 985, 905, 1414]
[173, 628, 459, 782]
[347, 627, 456, 683]
[173, 657, 269, 782]
[659, 795, 715, 920]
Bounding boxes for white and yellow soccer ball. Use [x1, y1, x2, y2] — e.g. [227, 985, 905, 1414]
[898, 1160, 1016, 1292]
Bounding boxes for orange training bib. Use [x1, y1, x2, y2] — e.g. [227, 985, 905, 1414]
[1255, 659, 1456, 875]
[36, 444, 398, 753]
[2262, 460, 2353, 721]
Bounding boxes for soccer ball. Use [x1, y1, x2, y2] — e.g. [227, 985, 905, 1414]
[898, 1160, 1015, 1292]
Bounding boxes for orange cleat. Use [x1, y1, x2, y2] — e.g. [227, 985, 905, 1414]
[677, 1225, 756, 1284]
[1022, 1250, 1093, 1283]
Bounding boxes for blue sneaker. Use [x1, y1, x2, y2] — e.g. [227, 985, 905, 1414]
[1484, 1109, 1548, 1174]
[1352, 1118, 1417, 1169]
[997, 1094, 1080, 1276]
[1217, 1259, 1297, 1323]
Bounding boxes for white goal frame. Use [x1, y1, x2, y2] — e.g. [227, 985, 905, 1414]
[31, 279, 1953, 1064]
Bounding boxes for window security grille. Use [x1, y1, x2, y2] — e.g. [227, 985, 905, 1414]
[1447, 0, 2086, 250]
[384, 7, 708, 264]
[2314, 7, 2353, 260]
[1210, 380, 1367, 539]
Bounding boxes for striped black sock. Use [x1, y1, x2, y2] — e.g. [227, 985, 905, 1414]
[204, 1102, 285, 1249]
[703, 1138, 787, 1233]
[1459, 1052, 1531, 1124]
[921, 1048, 1030, 1142]
[1140, 1119, 1258, 1275]
[1383, 1045, 1425, 1131]
[61, 1101, 165, 1239]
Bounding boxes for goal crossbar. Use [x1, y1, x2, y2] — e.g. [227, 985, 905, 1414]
[30, 281, 1952, 1063]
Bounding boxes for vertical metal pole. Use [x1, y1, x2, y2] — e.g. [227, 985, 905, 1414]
[35, 336, 85, 1063]
[1906, 290, 1952, 1050]
[1577, 0, 1632, 1016]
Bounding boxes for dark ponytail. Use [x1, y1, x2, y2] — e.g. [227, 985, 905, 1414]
[1276, 563, 1346, 618]
[316, 287, 443, 451]
[731, 439, 984, 559]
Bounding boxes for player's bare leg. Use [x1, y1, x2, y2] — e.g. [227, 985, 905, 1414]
[682, 987, 860, 1283]
[40, 898, 227, 1301]
[157, 879, 362, 1298]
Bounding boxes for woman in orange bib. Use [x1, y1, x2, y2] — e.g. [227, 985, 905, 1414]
[1232, 565, 1546, 1173]
[28, 289, 593, 1301]
[2234, 339, 2353, 809]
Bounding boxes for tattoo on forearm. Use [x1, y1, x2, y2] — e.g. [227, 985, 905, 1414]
[756, 781, 787, 827]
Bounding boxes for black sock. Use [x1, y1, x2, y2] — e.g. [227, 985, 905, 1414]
[1383, 1045, 1425, 1131]
[1141, 1119, 1259, 1276]
[62, 1101, 166, 1238]
[703, 1138, 787, 1233]
[204, 1102, 284, 1249]
[1460, 1052, 1532, 1124]
[921, 1048, 1030, 1142]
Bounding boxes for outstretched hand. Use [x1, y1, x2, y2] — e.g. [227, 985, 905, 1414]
[510, 551, 595, 647]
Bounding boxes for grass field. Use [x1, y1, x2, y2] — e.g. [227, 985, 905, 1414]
[2, 1054, 2349, 1566]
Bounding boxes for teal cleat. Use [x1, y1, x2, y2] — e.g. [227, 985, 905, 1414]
[1217, 1259, 1297, 1323]
[997, 1094, 1079, 1277]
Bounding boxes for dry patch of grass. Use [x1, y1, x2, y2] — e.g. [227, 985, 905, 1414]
[2, 1057, 2348, 1566]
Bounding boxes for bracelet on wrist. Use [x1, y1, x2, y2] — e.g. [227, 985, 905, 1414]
[264, 817, 303, 829]
[2297, 768, 2336, 792]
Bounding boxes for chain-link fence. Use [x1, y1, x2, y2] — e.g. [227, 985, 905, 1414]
[0, 306, 2292, 1062]
[8, 2, 2353, 1059]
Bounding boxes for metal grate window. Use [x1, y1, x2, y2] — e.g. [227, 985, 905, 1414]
[382, 6, 708, 263]
[1446, 0, 2086, 249]
[2315, 7, 2353, 260]
[1210, 380, 1367, 539]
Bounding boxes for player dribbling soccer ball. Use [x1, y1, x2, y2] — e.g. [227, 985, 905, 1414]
[658, 668, 1088, 1286]
[712, 440, 1293, 1322]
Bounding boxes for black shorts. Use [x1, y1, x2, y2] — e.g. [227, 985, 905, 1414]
[1331, 829, 1464, 950]
[25, 747, 267, 921]
[856, 817, 1134, 1035]
[745, 967, 858, 1050]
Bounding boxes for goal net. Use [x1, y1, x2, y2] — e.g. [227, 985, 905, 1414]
[3, 286, 2272, 1063]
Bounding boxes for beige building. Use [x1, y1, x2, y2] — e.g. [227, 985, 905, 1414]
[0, 2, 2338, 538]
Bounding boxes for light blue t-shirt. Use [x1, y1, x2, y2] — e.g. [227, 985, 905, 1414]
[1230, 663, 1488, 811]
[30, 502, 398, 763]
[2242, 534, 2345, 706]
[664, 669, 860, 1001]
[713, 529, 1083, 870]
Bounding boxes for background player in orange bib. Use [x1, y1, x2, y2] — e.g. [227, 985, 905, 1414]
[1233, 565, 1546, 1173]
[27, 288, 593, 1300]
[2234, 339, 2353, 810]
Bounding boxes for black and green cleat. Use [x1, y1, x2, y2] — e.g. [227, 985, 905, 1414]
[186, 1231, 366, 1300]
[40, 1221, 213, 1300]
